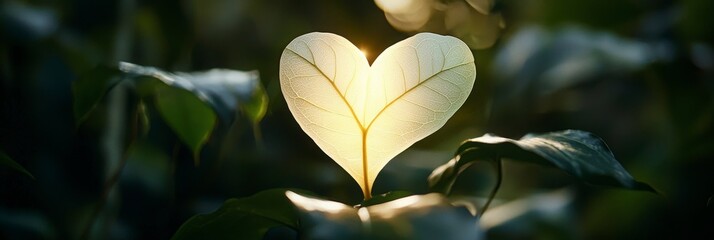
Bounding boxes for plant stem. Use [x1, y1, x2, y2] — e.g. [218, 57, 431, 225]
[80, 102, 139, 240]
[480, 158, 502, 218]
[79, 150, 130, 240]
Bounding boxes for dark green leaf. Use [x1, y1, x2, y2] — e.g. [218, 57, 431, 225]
[429, 130, 655, 194]
[72, 62, 267, 164]
[358, 191, 412, 207]
[154, 85, 216, 164]
[73, 62, 264, 124]
[172, 189, 305, 240]
[123, 140, 171, 194]
[0, 151, 34, 179]
[72, 65, 124, 125]
[120, 62, 263, 122]
[287, 191, 482, 240]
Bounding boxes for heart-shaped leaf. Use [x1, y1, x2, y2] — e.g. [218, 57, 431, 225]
[280, 32, 476, 199]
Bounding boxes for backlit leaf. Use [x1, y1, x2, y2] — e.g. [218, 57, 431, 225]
[280, 32, 476, 199]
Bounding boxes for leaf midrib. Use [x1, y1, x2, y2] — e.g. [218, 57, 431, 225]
[286, 48, 371, 198]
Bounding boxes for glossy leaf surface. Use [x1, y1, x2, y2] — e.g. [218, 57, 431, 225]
[72, 62, 266, 164]
[286, 191, 482, 240]
[172, 189, 304, 240]
[429, 130, 655, 194]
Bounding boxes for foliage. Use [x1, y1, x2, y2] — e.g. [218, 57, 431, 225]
[72, 62, 267, 164]
[1, 0, 712, 239]
[172, 189, 303, 240]
[170, 128, 651, 239]
[429, 130, 655, 194]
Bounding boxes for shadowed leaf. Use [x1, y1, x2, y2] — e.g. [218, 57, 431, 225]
[72, 62, 266, 164]
[172, 189, 307, 240]
[358, 191, 413, 207]
[72, 65, 124, 125]
[429, 130, 655, 194]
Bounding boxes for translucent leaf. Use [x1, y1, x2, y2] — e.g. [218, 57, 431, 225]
[241, 83, 269, 126]
[280, 32, 476, 199]
[428, 130, 656, 194]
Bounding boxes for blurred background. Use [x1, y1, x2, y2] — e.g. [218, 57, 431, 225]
[1, 0, 713, 239]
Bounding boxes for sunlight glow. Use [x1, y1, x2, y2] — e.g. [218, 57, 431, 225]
[285, 191, 350, 214]
[357, 207, 372, 231]
[368, 193, 443, 219]
[360, 48, 368, 59]
[480, 188, 573, 229]
[280, 32, 475, 199]
[374, 0, 414, 13]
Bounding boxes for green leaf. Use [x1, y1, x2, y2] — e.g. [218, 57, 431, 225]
[154, 85, 216, 165]
[429, 130, 655, 194]
[286, 191, 482, 240]
[72, 62, 264, 124]
[120, 62, 264, 123]
[241, 82, 268, 142]
[358, 191, 412, 207]
[0, 151, 34, 179]
[172, 189, 305, 240]
[72, 62, 267, 164]
[240, 79, 268, 126]
[72, 65, 124, 125]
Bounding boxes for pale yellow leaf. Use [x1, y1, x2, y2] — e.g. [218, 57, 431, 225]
[280, 32, 476, 199]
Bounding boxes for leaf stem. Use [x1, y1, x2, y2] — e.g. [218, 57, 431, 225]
[480, 158, 502, 218]
[80, 101, 139, 240]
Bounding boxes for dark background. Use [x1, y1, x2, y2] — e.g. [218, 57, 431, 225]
[1, 0, 713, 239]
